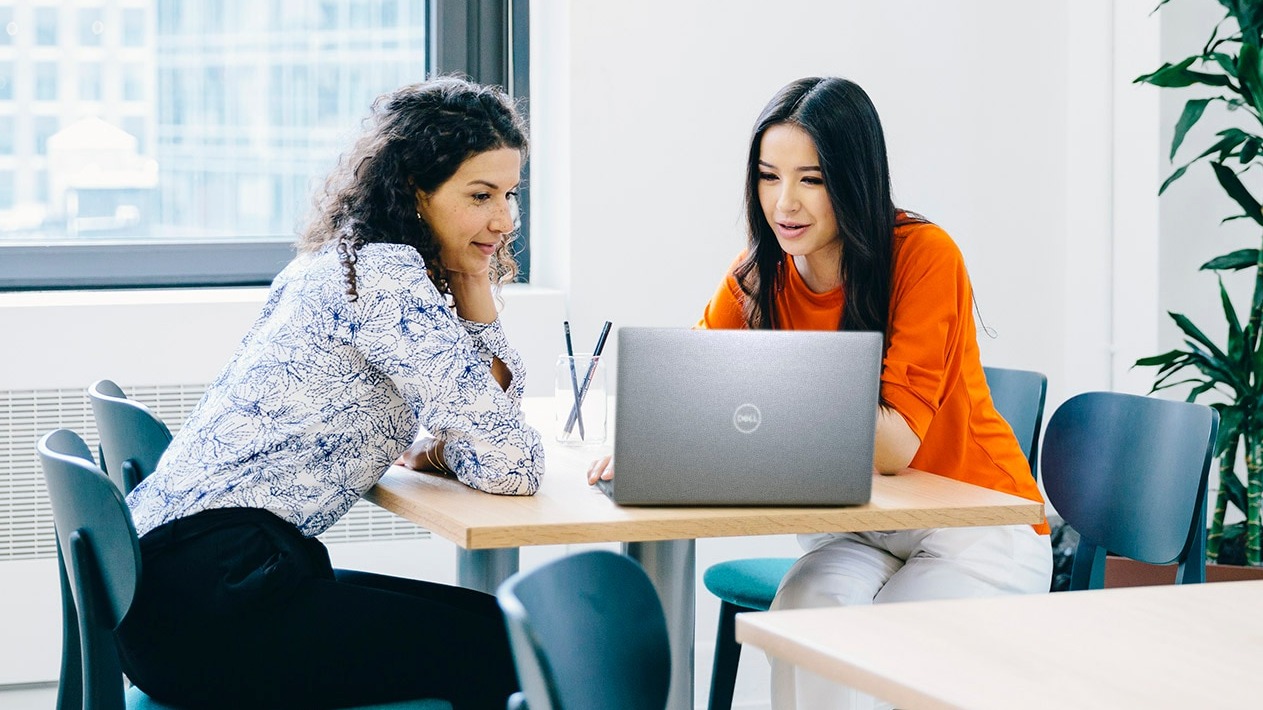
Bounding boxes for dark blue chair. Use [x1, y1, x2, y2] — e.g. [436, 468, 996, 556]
[88, 380, 173, 495]
[38, 428, 451, 710]
[497, 550, 670, 710]
[1041, 391, 1218, 589]
[702, 365, 1048, 710]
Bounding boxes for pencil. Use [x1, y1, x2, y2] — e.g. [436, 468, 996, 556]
[563, 321, 586, 439]
[565, 320, 612, 434]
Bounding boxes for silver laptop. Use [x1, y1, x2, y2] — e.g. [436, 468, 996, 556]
[601, 327, 882, 506]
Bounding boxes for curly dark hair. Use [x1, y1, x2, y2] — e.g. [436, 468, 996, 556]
[298, 77, 528, 300]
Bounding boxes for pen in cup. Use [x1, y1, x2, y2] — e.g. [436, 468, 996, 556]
[565, 320, 612, 435]
[563, 320, 586, 439]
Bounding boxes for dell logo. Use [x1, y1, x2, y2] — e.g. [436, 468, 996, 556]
[733, 403, 762, 434]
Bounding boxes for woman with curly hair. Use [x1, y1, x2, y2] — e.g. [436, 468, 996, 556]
[118, 77, 541, 709]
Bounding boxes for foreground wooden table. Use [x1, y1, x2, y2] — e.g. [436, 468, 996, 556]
[737, 579, 1263, 710]
[366, 398, 1044, 710]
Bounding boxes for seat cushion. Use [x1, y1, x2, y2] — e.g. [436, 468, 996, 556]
[126, 685, 453, 710]
[703, 557, 797, 610]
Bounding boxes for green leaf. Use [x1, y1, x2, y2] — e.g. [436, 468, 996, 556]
[1222, 465, 1248, 512]
[1224, 0, 1263, 47]
[1206, 129, 1255, 161]
[1202, 248, 1261, 270]
[1221, 278, 1245, 360]
[1136, 57, 1196, 85]
[1211, 161, 1263, 226]
[1239, 43, 1263, 114]
[1211, 51, 1239, 76]
[1217, 406, 1245, 456]
[1244, 137, 1261, 163]
[1222, 214, 1255, 224]
[1160, 164, 1192, 194]
[1172, 98, 1212, 159]
[1172, 312, 1231, 360]
[1138, 57, 1233, 88]
[1135, 350, 1187, 368]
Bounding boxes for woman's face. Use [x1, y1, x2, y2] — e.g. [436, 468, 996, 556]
[416, 147, 522, 275]
[757, 123, 840, 261]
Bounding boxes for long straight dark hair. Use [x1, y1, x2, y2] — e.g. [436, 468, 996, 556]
[736, 77, 918, 336]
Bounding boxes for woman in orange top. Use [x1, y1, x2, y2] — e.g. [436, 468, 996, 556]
[591, 77, 1051, 710]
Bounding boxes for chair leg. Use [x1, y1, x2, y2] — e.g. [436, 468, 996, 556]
[55, 544, 82, 710]
[708, 600, 750, 710]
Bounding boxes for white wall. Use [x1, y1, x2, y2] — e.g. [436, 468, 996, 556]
[532, 0, 1161, 419]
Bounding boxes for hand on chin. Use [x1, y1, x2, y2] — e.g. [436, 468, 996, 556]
[439, 247, 494, 280]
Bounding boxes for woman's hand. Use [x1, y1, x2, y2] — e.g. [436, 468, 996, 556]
[587, 455, 614, 485]
[395, 436, 453, 475]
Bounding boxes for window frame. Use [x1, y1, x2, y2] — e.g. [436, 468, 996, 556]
[0, 0, 529, 291]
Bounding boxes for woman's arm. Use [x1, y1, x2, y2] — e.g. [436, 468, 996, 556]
[874, 406, 921, 474]
[355, 249, 543, 495]
[447, 271, 511, 391]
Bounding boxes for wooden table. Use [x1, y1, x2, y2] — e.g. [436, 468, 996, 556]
[737, 579, 1263, 710]
[366, 398, 1044, 710]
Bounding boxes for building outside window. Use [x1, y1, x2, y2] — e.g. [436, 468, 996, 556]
[79, 7, 105, 47]
[0, 7, 14, 46]
[34, 62, 57, 101]
[34, 6, 57, 46]
[79, 63, 104, 101]
[122, 7, 145, 47]
[0, 0, 528, 289]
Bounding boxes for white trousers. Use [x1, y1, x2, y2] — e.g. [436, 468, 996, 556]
[769, 524, 1052, 710]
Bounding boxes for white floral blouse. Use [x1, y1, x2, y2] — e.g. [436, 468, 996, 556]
[127, 242, 544, 538]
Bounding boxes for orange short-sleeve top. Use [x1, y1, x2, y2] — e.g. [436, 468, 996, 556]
[698, 220, 1048, 534]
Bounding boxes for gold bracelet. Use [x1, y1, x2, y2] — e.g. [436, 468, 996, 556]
[425, 439, 454, 476]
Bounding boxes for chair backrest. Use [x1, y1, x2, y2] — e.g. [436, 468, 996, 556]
[982, 366, 1047, 477]
[39, 428, 142, 710]
[1040, 392, 1218, 589]
[89, 379, 173, 494]
[496, 550, 670, 710]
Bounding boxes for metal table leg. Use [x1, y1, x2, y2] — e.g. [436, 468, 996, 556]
[457, 547, 520, 594]
[626, 539, 695, 710]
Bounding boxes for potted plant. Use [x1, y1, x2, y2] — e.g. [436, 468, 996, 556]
[1133, 0, 1263, 570]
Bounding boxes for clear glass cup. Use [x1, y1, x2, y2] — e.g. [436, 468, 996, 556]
[555, 353, 607, 445]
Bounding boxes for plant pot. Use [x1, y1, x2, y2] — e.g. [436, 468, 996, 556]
[1104, 555, 1263, 587]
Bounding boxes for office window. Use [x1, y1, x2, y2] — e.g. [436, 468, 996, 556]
[34, 6, 56, 45]
[0, 62, 13, 101]
[122, 8, 145, 46]
[122, 63, 145, 102]
[156, 0, 182, 33]
[0, 172, 14, 209]
[0, 7, 14, 46]
[34, 62, 57, 101]
[33, 116, 58, 155]
[79, 7, 104, 46]
[79, 63, 103, 101]
[0, 117, 14, 154]
[1, 0, 528, 290]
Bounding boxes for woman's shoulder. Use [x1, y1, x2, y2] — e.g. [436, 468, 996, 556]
[893, 215, 962, 264]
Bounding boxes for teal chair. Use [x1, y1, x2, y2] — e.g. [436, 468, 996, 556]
[1041, 392, 1218, 589]
[88, 380, 173, 495]
[702, 366, 1047, 710]
[497, 550, 670, 710]
[39, 428, 452, 710]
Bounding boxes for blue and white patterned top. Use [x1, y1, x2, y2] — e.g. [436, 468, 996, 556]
[127, 242, 544, 538]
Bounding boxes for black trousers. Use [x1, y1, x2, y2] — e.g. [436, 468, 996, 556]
[116, 507, 519, 710]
